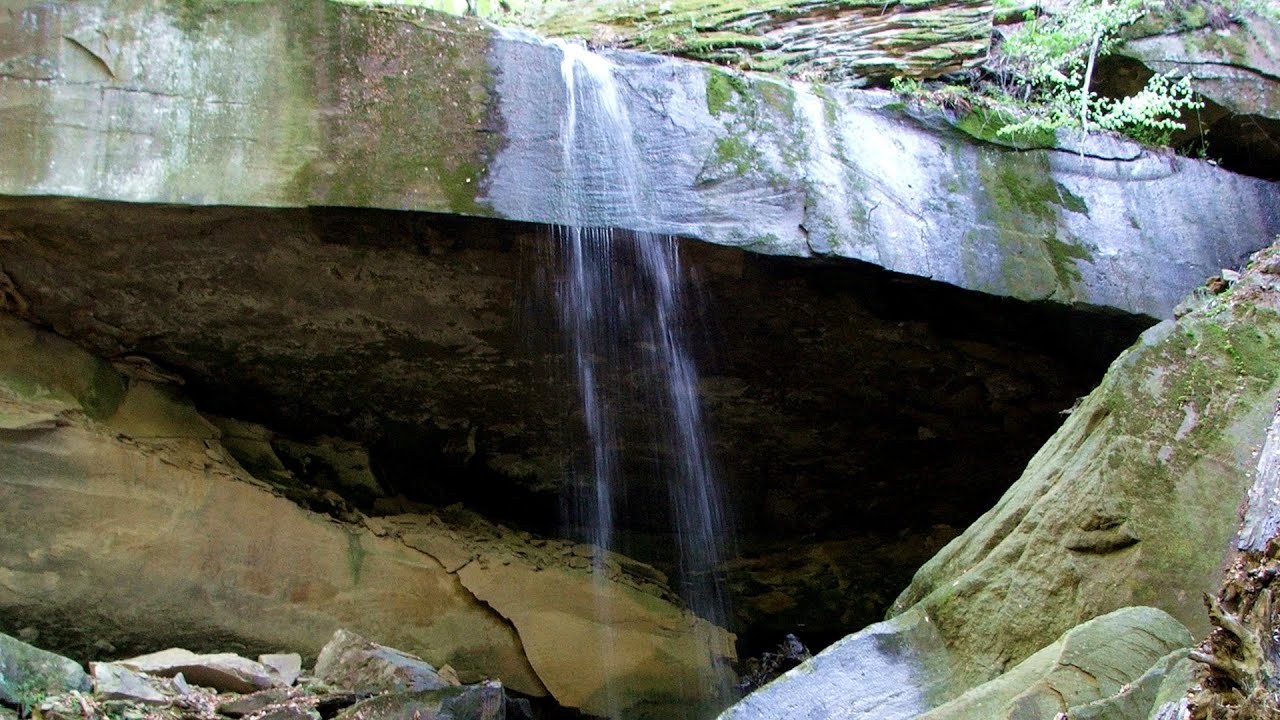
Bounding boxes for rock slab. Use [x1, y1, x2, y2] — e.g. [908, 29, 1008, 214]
[313, 630, 449, 695]
[0, 632, 90, 706]
[1, 0, 1277, 317]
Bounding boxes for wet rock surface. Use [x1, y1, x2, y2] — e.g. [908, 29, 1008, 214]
[0, 197, 1152, 652]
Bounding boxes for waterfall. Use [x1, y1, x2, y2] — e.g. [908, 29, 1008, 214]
[553, 39, 733, 706]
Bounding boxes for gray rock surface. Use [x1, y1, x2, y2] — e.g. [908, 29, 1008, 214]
[119, 649, 277, 694]
[718, 611, 948, 720]
[258, 655, 303, 688]
[313, 630, 449, 695]
[332, 681, 506, 720]
[1, 0, 1277, 318]
[0, 632, 90, 706]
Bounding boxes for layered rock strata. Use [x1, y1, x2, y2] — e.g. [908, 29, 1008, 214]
[2, 0, 1277, 316]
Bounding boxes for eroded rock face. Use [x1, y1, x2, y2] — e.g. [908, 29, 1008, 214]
[1, 0, 1277, 316]
[889, 244, 1280, 690]
[0, 197, 1150, 652]
[718, 242, 1280, 717]
[0, 314, 734, 719]
[1114, 10, 1280, 180]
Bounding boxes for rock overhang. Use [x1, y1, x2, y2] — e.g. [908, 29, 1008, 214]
[2, 0, 1279, 319]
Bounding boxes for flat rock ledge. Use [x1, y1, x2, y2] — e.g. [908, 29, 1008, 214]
[2, 0, 1278, 317]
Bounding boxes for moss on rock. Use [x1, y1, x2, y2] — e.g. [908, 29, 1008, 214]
[889, 241, 1280, 697]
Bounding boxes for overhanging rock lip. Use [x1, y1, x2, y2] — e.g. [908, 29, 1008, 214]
[3, 0, 1279, 319]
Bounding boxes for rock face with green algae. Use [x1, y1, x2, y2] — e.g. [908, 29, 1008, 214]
[1112, 10, 1280, 178]
[0, 313, 735, 719]
[0, 632, 91, 706]
[717, 243, 1280, 718]
[2, 1, 1278, 318]
[889, 242, 1280, 690]
[917, 607, 1192, 720]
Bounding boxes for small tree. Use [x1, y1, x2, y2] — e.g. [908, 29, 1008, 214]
[994, 0, 1206, 143]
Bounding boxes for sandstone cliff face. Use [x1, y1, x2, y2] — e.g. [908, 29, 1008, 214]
[0, 314, 734, 719]
[720, 241, 1280, 719]
[2, 0, 1277, 318]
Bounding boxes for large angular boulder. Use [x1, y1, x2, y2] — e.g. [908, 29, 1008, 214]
[0, 632, 90, 706]
[118, 649, 277, 694]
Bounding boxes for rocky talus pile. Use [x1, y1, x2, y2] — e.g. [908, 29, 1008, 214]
[0, 629, 530, 720]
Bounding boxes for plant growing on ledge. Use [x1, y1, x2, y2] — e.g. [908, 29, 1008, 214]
[991, 0, 1203, 144]
[889, 0, 1280, 148]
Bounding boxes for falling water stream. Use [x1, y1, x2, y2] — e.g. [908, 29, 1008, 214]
[553, 41, 733, 713]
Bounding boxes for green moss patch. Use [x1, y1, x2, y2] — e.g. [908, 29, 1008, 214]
[309, 4, 499, 214]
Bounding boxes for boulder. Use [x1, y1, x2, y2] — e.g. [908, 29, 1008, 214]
[887, 241, 1280, 693]
[119, 649, 276, 694]
[90, 662, 170, 705]
[918, 607, 1192, 720]
[333, 682, 506, 720]
[0, 632, 90, 706]
[312, 630, 449, 694]
[1, 0, 1276, 318]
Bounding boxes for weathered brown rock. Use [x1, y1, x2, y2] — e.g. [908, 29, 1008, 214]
[0, 313, 734, 717]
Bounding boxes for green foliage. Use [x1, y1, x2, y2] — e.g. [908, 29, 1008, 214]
[992, 0, 1205, 144]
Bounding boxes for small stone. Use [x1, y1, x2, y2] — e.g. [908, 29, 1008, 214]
[216, 687, 300, 717]
[436, 665, 460, 686]
[259, 654, 303, 687]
